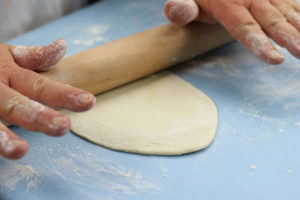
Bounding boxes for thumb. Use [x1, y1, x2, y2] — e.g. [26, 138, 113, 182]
[7, 39, 67, 72]
[164, 0, 199, 26]
[164, 0, 217, 26]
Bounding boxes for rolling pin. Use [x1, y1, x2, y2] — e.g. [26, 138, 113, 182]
[41, 22, 234, 95]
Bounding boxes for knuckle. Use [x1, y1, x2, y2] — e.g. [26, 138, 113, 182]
[289, 0, 299, 7]
[265, 14, 286, 29]
[235, 21, 260, 39]
[0, 64, 17, 85]
[5, 95, 24, 115]
[283, 10, 299, 22]
[32, 77, 48, 100]
[0, 63, 16, 73]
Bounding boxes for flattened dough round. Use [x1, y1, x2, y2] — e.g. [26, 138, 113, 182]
[65, 72, 218, 155]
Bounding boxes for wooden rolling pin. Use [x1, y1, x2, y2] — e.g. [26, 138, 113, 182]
[41, 22, 233, 95]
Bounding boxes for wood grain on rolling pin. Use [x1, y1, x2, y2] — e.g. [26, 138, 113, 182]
[41, 23, 234, 95]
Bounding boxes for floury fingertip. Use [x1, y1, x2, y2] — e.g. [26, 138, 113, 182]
[0, 130, 27, 158]
[10, 39, 67, 71]
[164, 0, 199, 26]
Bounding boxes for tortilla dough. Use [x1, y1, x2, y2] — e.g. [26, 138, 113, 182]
[64, 72, 218, 155]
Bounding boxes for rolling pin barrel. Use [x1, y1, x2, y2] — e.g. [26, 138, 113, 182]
[41, 23, 233, 95]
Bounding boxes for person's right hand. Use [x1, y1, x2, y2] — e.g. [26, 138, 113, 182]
[165, 0, 300, 65]
[0, 39, 95, 160]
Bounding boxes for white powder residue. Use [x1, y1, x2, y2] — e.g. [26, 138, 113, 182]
[296, 122, 300, 128]
[72, 37, 104, 46]
[0, 131, 20, 155]
[0, 131, 10, 153]
[6, 98, 46, 123]
[287, 170, 292, 174]
[0, 164, 39, 190]
[12, 39, 66, 71]
[246, 76, 300, 102]
[238, 108, 288, 127]
[39, 39, 67, 70]
[278, 128, 287, 133]
[244, 33, 269, 58]
[12, 45, 37, 58]
[276, 30, 295, 48]
[169, 4, 181, 17]
[192, 42, 299, 117]
[87, 25, 109, 35]
[249, 165, 256, 171]
[126, 1, 160, 12]
[38, 145, 160, 197]
[71, 24, 109, 46]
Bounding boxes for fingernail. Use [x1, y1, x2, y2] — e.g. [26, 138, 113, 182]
[50, 116, 70, 136]
[77, 94, 95, 105]
[5, 140, 25, 153]
[265, 50, 284, 64]
[166, 0, 198, 26]
[271, 50, 284, 59]
[59, 125, 70, 136]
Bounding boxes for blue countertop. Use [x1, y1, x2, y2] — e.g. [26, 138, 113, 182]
[0, 0, 299, 199]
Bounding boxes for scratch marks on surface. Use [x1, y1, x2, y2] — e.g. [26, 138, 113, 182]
[0, 164, 39, 190]
[0, 141, 160, 199]
[35, 143, 160, 198]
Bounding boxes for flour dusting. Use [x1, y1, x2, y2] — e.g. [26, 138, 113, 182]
[276, 30, 296, 49]
[278, 128, 287, 133]
[87, 25, 109, 35]
[249, 165, 256, 171]
[71, 24, 109, 46]
[0, 164, 39, 190]
[6, 98, 46, 123]
[72, 36, 104, 46]
[32, 143, 161, 197]
[244, 33, 269, 58]
[12, 39, 66, 71]
[0, 130, 13, 153]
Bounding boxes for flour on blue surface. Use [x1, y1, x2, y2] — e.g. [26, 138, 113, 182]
[0, 164, 39, 190]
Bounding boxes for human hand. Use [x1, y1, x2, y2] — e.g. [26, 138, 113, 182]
[165, 0, 300, 64]
[0, 39, 95, 160]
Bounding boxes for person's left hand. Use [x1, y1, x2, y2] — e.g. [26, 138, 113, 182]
[0, 39, 95, 160]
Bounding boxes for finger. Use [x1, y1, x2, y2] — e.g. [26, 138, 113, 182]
[8, 39, 66, 71]
[9, 67, 95, 112]
[194, 8, 218, 24]
[164, 0, 199, 25]
[251, 0, 300, 59]
[0, 123, 28, 160]
[271, 0, 300, 31]
[0, 83, 70, 137]
[212, 4, 284, 64]
[292, 0, 300, 12]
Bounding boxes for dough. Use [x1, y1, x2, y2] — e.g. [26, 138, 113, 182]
[64, 72, 218, 155]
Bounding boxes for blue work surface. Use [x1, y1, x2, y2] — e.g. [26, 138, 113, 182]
[1, 0, 300, 199]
